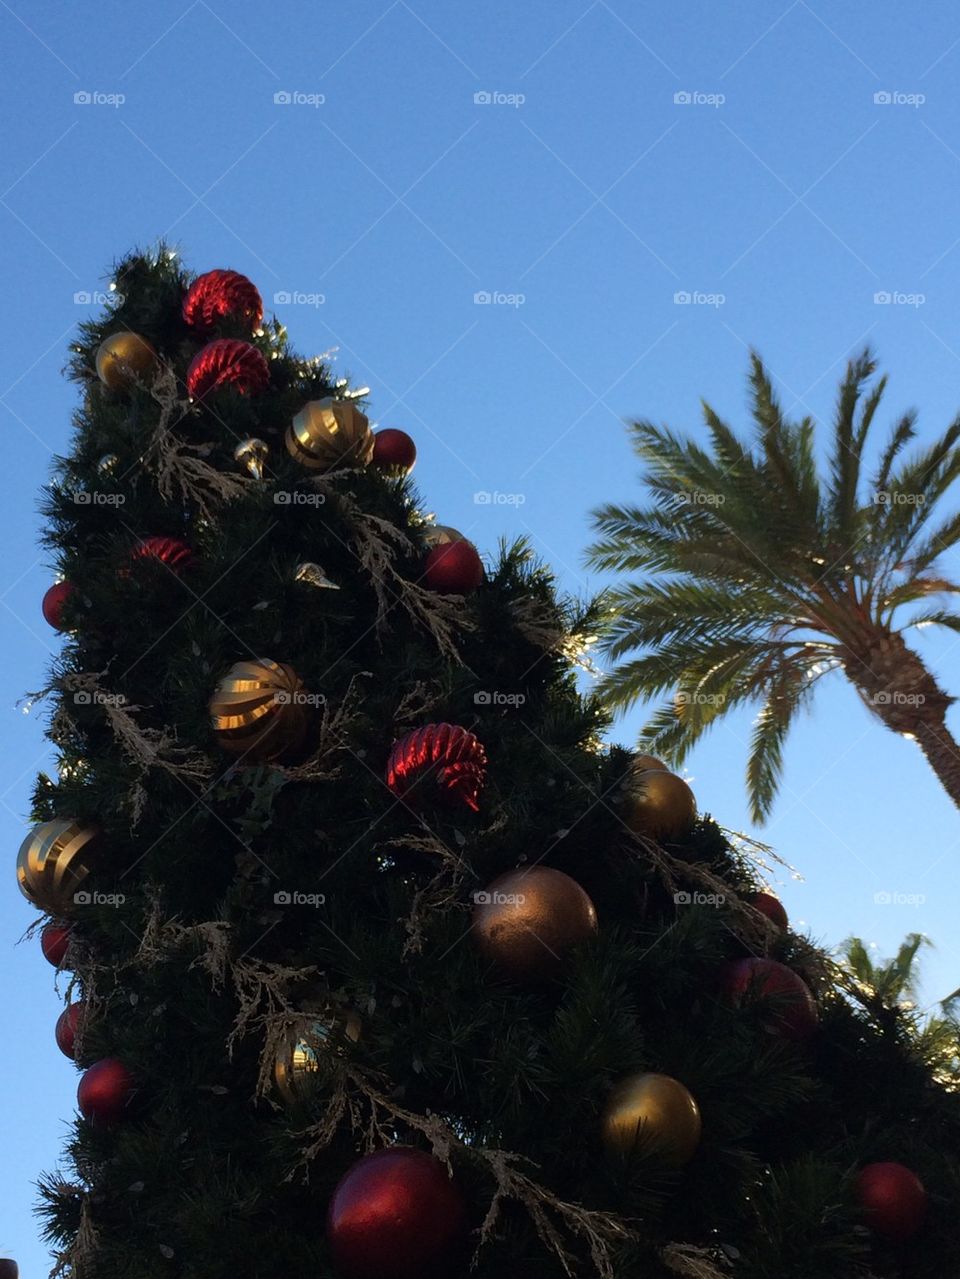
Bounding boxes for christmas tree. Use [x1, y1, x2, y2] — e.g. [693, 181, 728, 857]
[22, 247, 960, 1279]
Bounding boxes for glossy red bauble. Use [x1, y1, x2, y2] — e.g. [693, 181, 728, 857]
[186, 338, 270, 400]
[55, 1002, 85, 1059]
[327, 1147, 468, 1279]
[182, 269, 263, 334]
[386, 723, 487, 813]
[371, 429, 416, 474]
[40, 921, 72, 967]
[719, 957, 818, 1041]
[0, 1259, 19, 1278]
[77, 1057, 136, 1124]
[423, 540, 483, 594]
[748, 891, 788, 932]
[42, 581, 74, 631]
[128, 536, 194, 575]
[855, 1162, 927, 1241]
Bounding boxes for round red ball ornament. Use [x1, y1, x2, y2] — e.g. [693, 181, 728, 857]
[327, 1147, 468, 1279]
[423, 540, 483, 594]
[182, 269, 263, 334]
[747, 891, 788, 932]
[128, 535, 194, 575]
[386, 722, 487, 812]
[372, 428, 416, 475]
[186, 338, 269, 400]
[0, 1259, 19, 1278]
[77, 1057, 136, 1124]
[41, 921, 73, 967]
[855, 1162, 927, 1241]
[55, 1002, 85, 1059]
[719, 957, 818, 1041]
[42, 581, 74, 631]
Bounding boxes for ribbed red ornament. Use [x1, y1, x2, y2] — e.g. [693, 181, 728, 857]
[386, 722, 487, 812]
[182, 269, 263, 334]
[186, 339, 270, 400]
[128, 536, 194, 575]
[55, 1001, 85, 1059]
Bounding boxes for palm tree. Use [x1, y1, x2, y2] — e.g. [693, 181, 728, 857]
[587, 348, 960, 821]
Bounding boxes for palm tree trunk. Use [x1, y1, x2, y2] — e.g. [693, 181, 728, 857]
[913, 717, 960, 810]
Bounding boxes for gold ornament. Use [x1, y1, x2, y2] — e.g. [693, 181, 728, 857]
[422, 525, 464, 548]
[601, 1072, 702, 1168]
[233, 437, 269, 480]
[16, 818, 101, 915]
[95, 332, 158, 390]
[274, 1012, 361, 1104]
[622, 770, 696, 840]
[473, 866, 597, 981]
[294, 562, 340, 590]
[209, 659, 310, 763]
[285, 399, 374, 471]
[632, 754, 668, 773]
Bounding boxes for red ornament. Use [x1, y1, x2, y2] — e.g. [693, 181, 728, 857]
[423, 540, 483, 594]
[186, 339, 269, 400]
[128, 535, 194, 575]
[182, 269, 263, 334]
[719, 957, 818, 1041]
[748, 891, 788, 932]
[42, 581, 74, 631]
[327, 1147, 467, 1279]
[0, 1260, 19, 1279]
[41, 921, 72, 967]
[855, 1162, 927, 1241]
[78, 1057, 135, 1124]
[372, 429, 416, 475]
[55, 1001, 85, 1059]
[386, 723, 487, 813]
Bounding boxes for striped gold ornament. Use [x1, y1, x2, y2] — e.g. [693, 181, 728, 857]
[16, 818, 101, 914]
[285, 398, 374, 471]
[209, 658, 309, 763]
[274, 1012, 362, 1105]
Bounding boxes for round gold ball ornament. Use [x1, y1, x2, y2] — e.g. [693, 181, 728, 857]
[473, 866, 598, 981]
[631, 754, 668, 773]
[95, 332, 158, 390]
[16, 818, 102, 915]
[274, 1012, 361, 1104]
[285, 399, 374, 471]
[601, 1072, 702, 1168]
[209, 658, 310, 763]
[622, 769, 696, 840]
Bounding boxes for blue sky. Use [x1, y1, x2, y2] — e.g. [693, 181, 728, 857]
[4, 1, 960, 1270]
